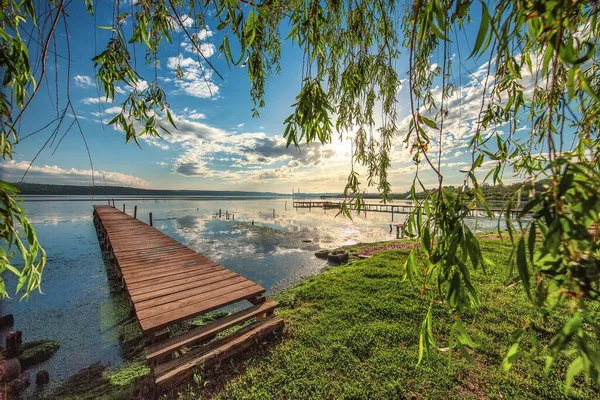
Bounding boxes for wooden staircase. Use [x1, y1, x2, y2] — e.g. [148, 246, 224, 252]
[146, 300, 283, 389]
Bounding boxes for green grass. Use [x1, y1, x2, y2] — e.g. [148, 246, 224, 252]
[171, 239, 599, 400]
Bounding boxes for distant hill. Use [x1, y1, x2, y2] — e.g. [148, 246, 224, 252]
[14, 182, 286, 197]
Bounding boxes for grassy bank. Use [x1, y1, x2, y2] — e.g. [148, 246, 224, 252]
[169, 238, 598, 399]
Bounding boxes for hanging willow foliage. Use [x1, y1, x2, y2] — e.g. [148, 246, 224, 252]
[1, 0, 599, 388]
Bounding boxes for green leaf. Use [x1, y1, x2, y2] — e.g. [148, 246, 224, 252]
[470, 3, 490, 58]
[516, 238, 530, 298]
[565, 357, 584, 390]
[501, 343, 520, 371]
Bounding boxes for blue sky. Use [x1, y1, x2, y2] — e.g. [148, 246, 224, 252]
[2, 2, 531, 194]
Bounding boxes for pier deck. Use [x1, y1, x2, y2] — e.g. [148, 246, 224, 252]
[92, 205, 282, 389]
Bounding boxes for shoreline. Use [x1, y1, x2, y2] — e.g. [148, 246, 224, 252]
[52, 237, 599, 399]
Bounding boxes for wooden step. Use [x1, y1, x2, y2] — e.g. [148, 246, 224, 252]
[154, 316, 284, 388]
[145, 300, 278, 363]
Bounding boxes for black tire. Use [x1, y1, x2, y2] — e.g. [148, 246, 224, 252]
[327, 250, 349, 263]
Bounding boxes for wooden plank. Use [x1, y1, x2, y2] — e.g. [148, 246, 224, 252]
[138, 280, 259, 320]
[121, 261, 219, 281]
[124, 265, 226, 290]
[130, 270, 239, 302]
[154, 317, 283, 387]
[128, 270, 236, 298]
[139, 284, 265, 332]
[134, 275, 249, 311]
[118, 250, 205, 267]
[145, 300, 279, 362]
[120, 257, 210, 274]
[116, 248, 199, 264]
[123, 263, 221, 284]
[112, 243, 185, 254]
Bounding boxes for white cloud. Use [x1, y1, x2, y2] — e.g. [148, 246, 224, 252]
[2, 160, 149, 188]
[81, 96, 113, 105]
[181, 41, 216, 58]
[180, 108, 206, 120]
[236, 123, 245, 128]
[74, 75, 95, 88]
[166, 55, 219, 98]
[171, 14, 196, 32]
[132, 80, 149, 91]
[90, 106, 122, 118]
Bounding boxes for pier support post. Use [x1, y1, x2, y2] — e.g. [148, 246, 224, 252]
[134, 206, 138, 219]
[149, 212, 153, 227]
[123, 204, 125, 213]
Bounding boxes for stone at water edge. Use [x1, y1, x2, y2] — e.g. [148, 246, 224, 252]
[35, 370, 49, 385]
[0, 373, 30, 400]
[314, 249, 330, 259]
[18, 340, 60, 369]
[0, 359, 21, 383]
[0, 315, 14, 330]
[5, 332, 22, 359]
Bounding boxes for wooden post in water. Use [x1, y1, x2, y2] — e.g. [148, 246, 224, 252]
[123, 204, 125, 213]
[107, 199, 110, 206]
[232, 214, 235, 221]
[134, 206, 138, 219]
[149, 212, 153, 227]
[112, 199, 115, 207]
[273, 209, 275, 218]
[219, 209, 222, 218]
[252, 220, 254, 226]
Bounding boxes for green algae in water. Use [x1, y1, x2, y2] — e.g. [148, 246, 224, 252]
[52, 362, 150, 400]
[99, 281, 144, 361]
[19, 340, 60, 369]
[107, 362, 150, 387]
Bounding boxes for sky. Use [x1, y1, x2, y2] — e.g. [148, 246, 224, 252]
[1, 1, 532, 194]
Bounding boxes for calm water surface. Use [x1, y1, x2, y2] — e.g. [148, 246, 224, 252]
[2, 196, 503, 397]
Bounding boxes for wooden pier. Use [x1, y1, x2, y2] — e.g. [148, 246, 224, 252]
[293, 200, 528, 218]
[92, 205, 283, 390]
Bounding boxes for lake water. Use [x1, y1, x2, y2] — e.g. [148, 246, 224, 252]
[1, 196, 505, 397]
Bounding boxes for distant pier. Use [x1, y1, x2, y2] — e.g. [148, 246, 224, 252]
[292, 200, 529, 219]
